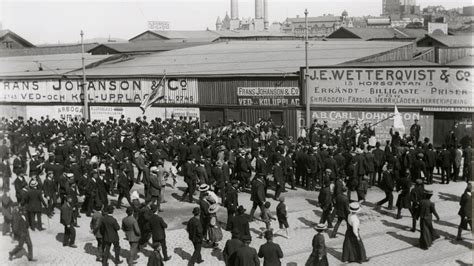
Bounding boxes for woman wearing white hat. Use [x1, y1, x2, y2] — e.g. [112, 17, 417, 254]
[342, 202, 369, 263]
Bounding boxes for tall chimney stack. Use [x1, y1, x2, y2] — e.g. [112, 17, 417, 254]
[231, 0, 238, 20]
[255, 0, 262, 19]
[263, 0, 269, 29]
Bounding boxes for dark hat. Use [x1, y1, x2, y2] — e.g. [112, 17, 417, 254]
[241, 234, 252, 243]
[237, 205, 246, 214]
[424, 190, 433, 195]
[192, 207, 200, 215]
[126, 206, 134, 214]
[150, 204, 159, 212]
[264, 230, 273, 240]
[105, 205, 114, 214]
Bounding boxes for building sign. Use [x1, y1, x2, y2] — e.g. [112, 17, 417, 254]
[90, 106, 199, 121]
[236, 87, 300, 106]
[305, 67, 473, 108]
[26, 105, 83, 122]
[296, 110, 434, 144]
[0, 79, 198, 104]
[148, 21, 170, 30]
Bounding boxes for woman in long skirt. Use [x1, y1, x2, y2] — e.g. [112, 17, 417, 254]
[342, 202, 369, 263]
[419, 190, 440, 250]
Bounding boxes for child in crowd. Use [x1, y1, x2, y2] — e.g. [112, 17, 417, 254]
[275, 196, 290, 239]
[260, 201, 276, 238]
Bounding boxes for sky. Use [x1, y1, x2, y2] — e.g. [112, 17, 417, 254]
[0, 0, 472, 44]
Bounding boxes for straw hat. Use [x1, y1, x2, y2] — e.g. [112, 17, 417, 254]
[349, 202, 361, 213]
[198, 184, 210, 192]
[208, 204, 219, 214]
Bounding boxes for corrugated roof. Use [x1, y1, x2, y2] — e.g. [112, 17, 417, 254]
[338, 60, 438, 66]
[65, 40, 411, 77]
[424, 34, 474, 47]
[0, 43, 99, 57]
[0, 53, 109, 78]
[150, 30, 221, 40]
[327, 27, 427, 41]
[87, 41, 211, 54]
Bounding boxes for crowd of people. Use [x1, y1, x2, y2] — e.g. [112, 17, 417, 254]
[0, 114, 472, 265]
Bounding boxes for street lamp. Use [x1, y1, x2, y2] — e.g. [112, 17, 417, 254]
[304, 9, 311, 132]
[80, 30, 89, 121]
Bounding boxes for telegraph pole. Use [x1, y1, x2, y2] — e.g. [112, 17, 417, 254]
[80, 30, 89, 121]
[304, 9, 311, 130]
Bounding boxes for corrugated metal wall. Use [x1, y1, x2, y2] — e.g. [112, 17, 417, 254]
[437, 47, 474, 65]
[198, 77, 299, 105]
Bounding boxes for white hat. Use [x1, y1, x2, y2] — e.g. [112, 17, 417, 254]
[349, 202, 361, 213]
[150, 166, 158, 173]
[208, 204, 219, 214]
[198, 184, 210, 192]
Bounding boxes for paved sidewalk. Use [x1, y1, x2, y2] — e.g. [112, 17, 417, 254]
[0, 171, 472, 265]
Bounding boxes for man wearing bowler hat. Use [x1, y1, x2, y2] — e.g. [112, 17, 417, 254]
[234, 235, 260, 266]
[258, 230, 283, 266]
[99, 205, 122, 265]
[187, 207, 204, 264]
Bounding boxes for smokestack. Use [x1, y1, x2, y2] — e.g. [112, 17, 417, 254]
[264, 0, 269, 29]
[255, 0, 262, 19]
[231, 0, 238, 20]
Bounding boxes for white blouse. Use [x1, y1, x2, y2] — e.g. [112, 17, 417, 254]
[348, 214, 360, 238]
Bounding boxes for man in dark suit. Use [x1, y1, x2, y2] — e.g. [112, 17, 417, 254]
[377, 164, 395, 210]
[228, 205, 250, 241]
[249, 175, 265, 221]
[22, 180, 47, 231]
[187, 207, 204, 264]
[330, 187, 350, 238]
[258, 231, 283, 266]
[457, 183, 472, 240]
[224, 180, 239, 231]
[440, 145, 452, 184]
[425, 144, 437, 184]
[43, 171, 58, 216]
[372, 142, 385, 185]
[60, 197, 77, 248]
[9, 205, 36, 261]
[223, 233, 244, 265]
[234, 235, 260, 266]
[149, 204, 171, 261]
[116, 166, 132, 209]
[318, 179, 333, 228]
[99, 206, 122, 265]
[273, 158, 285, 200]
[121, 207, 141, 265]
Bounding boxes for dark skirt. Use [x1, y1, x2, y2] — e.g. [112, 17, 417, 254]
[305, 254, 328, 266]
[342, 225, 367, 263]
[419, 218, 439, 249]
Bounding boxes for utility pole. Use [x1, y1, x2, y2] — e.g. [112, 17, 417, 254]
[80, 30, 89, 121]
[304, 9, 310, 131]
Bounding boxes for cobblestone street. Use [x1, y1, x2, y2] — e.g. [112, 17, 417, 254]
[1, 171, 472, 266]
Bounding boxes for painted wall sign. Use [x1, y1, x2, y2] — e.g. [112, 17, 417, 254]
[236, 87, 300, 106]
[0, 79, 198, 104]
[26, 105, 83, 122]
[90, 106, 199, 121]
[296, 109, 434, 144]
[305, 67, 473, 108]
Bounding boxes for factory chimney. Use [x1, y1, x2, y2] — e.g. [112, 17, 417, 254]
[231, 0, 238, 20]
[263, 0, 269, 29]
[255, 0, 262, 19]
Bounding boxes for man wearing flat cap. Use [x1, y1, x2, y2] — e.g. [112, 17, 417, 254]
[410, 119, 421, 144]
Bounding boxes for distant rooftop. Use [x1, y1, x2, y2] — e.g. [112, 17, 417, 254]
[65, 40, 412, 78]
